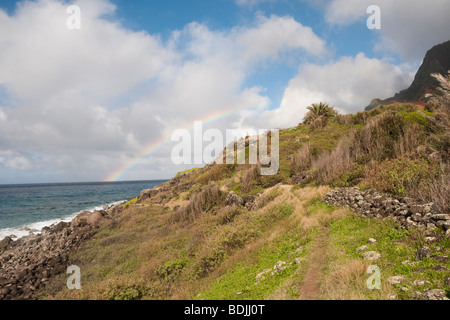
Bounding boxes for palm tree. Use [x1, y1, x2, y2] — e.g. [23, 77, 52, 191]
[303, 102, 337, 125]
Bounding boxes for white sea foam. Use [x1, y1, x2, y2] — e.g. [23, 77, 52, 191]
[0, 200, 125, 242]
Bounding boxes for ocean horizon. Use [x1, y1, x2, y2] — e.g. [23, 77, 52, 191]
[0, 179, 167, 241]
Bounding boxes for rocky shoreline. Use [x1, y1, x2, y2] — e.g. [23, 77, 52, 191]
[0, 203, 123, 300]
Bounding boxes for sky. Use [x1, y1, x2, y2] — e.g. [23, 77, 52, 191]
[0, 0, 449, 184]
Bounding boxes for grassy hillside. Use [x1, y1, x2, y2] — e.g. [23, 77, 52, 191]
[36, 100, 450, 300]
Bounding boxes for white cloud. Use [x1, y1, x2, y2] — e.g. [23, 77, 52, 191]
[235, 0, 275, 7]
[235, 14, 326, 63]
[0, 0, 326, 182]
[324, 0, 450, 61]
[253, 53, 413, 129]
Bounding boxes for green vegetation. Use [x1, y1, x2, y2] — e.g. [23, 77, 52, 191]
[122, 197, 137, 207]
[35, 89, 450, 300]
[196, 228, 313, 300]
[324, 214, 450, 299]
[302, 102, 337, 129]
[176, 167, 199, 177]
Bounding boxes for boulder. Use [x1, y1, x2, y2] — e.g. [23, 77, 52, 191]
[109, 203, 123, 215]
[441, 220, 450, 231]
[422, 289, 449, 300]
[444, 276, 450, 287]
[409, 205, 424, 215]
[413, 280, 431, 287]
[415, 246, 431, 260]
[255, 269, 271, 280]
[0, 236, 13, 252]
[386, 276, 406, 285]
[432, 255, 449, 263]
[363, 251, 381, 261]
[137, 188, 159, 202]
[356, 245, 369, 252]
[274, 261, 286, 270]
[50, 221, 70, 233]
[225, 191, 244, 207]
[71, 210, 108, 227]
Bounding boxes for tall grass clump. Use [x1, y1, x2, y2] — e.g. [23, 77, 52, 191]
[172, 182, 225, 222]
[310, 110, 431, 187]
[291, 143, 314, 174]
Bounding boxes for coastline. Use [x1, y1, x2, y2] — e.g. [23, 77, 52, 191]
[0, 200, 126, 242]
[0, 200, 125, 300]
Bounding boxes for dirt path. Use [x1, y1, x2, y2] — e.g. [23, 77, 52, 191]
[298, 227, 329, 300]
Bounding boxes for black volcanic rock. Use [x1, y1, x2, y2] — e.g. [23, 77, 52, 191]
[366, 40, 450, 110]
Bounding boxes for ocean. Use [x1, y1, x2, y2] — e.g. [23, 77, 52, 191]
[0, 180, 167, 241]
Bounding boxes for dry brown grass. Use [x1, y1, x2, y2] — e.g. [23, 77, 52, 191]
[291, 143, 314, 174]
[417, 162, 450, 212]
[320, 258, 395, 300]
[320, 259, 372, 300]
[171, 183, 224, 222]
[240, 164, 261, 193]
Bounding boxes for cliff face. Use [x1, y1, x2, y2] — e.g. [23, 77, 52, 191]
[365, 40, 450, 110]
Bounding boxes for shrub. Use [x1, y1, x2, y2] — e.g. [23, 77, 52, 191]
[172, 182, 224, 222]
[416, 162, 450, 213]
[216, 206, 242, 225]
[363, 157, 431, 196]
[103, 282, 147, 300]
[197, 164, 236, 184]
[331, 163, 364, 187]
[334, 113, 354, 126]
[291, 143, 314, 174]
[361, 111, 406, 160]
[156, 259, 187, 282]
[240, 164, 261, 194]
[310, 131, 359, 184]
[195, 249, 226, 278]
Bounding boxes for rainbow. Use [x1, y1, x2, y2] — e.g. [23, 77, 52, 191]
[104, 107, 238, 182]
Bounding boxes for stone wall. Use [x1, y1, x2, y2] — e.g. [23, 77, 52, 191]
[322, 187, 450, 236]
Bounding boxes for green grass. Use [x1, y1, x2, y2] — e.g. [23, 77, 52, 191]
[305, 196, 335, 216]
[122, 197, 137, 207]
[398, 110, 428, 125]
[195, 227, 314, 300]
[176, 167, 200, 177]
[326, 214, 450, 299]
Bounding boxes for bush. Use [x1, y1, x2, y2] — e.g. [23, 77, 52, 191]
[197, 164, 237, 184]
[331, 163, 364, 187]
[172, 182, 224, 222]
[156, 259, 187, 282]
[362, 111, 407, 160]
[103, 283, 146, 300]
[216, 206, 242, 225]
[364, 157, 431, 196]
[291, 143, 314, 174]
[240, 164, 261, 194]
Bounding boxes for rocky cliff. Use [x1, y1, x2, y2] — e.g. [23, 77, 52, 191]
[365, 40, 450, 110]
